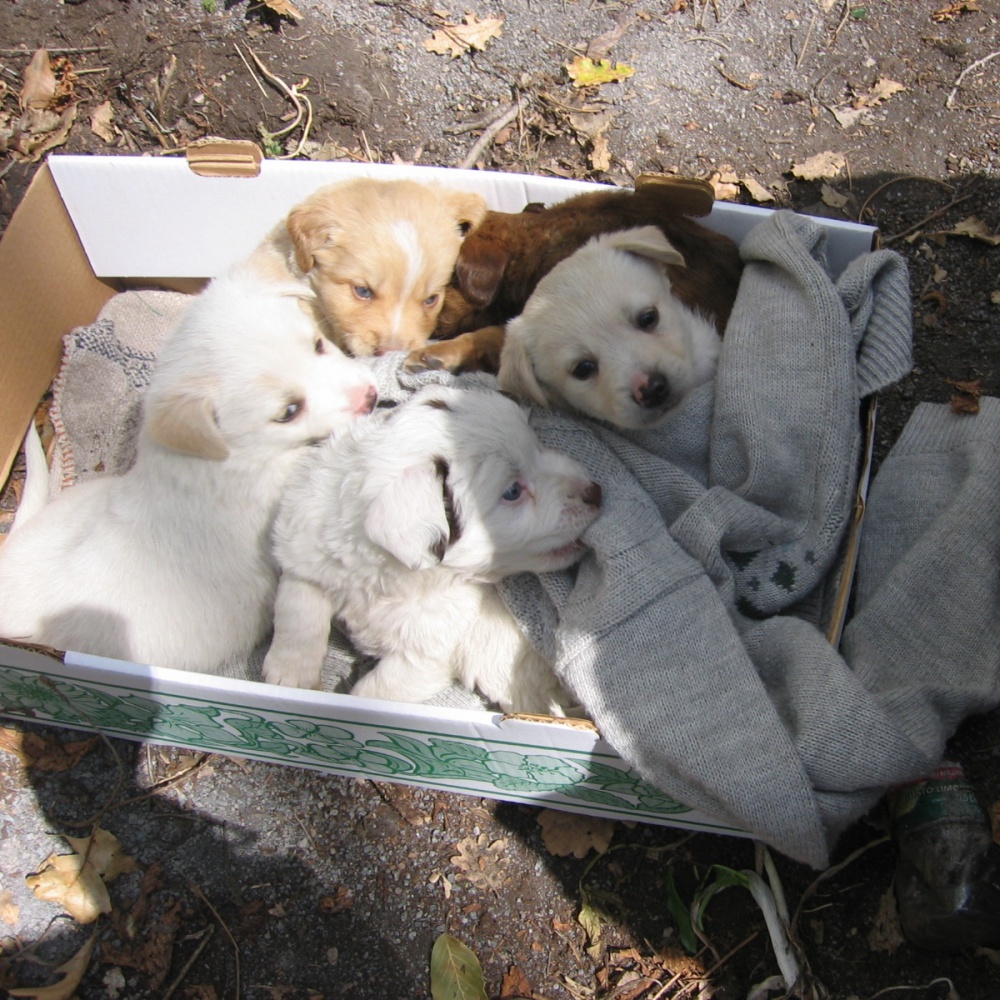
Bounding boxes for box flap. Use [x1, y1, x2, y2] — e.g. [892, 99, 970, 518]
[0, 164, 115, 486]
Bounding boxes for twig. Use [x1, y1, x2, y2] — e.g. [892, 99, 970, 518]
[883, 189, 979, 245]
[188, 880, 240, 1000]
[791, 834, 890, 937]
[857, 174, 955, 223]
[866, 978, 957, 1000]
[0, 46, 111, 55]
[668, 931, 760, 1000]
[946, 49, 1000, 110]
[161, 924, 216, 1000]
[456, 96, 525, 169]
[236, 44, 314, 158]
[104, 752, 211, 812]
[832, 0, 852, 46]
[796, 10, 818, 69]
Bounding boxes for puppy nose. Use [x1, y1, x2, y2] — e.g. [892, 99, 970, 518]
[355, 384, 378, 415]
[634, 372, 669, 408]
[583, 482, 602, 509]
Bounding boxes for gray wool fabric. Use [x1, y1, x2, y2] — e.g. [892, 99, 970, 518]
[51, 210, 1000, 868]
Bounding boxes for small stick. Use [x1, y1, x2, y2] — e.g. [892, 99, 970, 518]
[0, 46, 110, 55]
[188, 880, 240, 1000]
[456, 96, 524, 169]
[946, 49, 1000, 109]
[796, 10, 818, 69]
[161, 924, 216, 1000]
[857, 174, 954, 223]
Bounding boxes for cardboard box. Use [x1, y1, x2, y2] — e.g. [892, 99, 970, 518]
[0, 154, 878, 838]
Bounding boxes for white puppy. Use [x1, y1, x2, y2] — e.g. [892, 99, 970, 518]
[499, 225, 722, 429]
[262, 385, 602, 714]
[0, 265, 377, 672]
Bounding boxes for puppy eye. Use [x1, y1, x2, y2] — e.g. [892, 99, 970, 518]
[636, 307, 659, 332]
[314, 338, 327, 355]
[353, 285, 373, 301]
[275, 400, 304, 423]
[501, 481, 524, 503]
[571, 359, 598, 381]
[423, 293, 440, 308]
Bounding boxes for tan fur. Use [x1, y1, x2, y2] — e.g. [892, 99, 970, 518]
[248, 177, 488, 357]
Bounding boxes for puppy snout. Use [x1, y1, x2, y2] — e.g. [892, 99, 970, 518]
[634, 371, 669, 409]
[583, 482, 602, 509]
[354, 384, 379, 415]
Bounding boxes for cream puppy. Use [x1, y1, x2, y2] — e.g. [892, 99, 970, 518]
[0, 265, 378, 672]
[262, 386, 602, 714]
[499, 226, 723, 429]
[249, 177, 488, 357]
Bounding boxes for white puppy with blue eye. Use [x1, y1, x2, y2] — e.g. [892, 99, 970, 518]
[0, 264, 377, 672]
[498, 225, 723, 430]
[262, 385, 602, 715]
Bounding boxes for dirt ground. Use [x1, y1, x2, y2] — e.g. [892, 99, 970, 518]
[1, 1, 999, 998]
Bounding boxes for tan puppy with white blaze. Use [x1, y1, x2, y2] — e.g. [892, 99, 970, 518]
[0, 265, 378, 672]
[499, 225, 723, 429]
[262, 386, 602, 715]
[250, 177, 488, 357]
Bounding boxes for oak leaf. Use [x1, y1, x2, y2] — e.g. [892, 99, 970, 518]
[791, 150, 846, 180]
[424, 13, 504, 59]
[537, 808, 615, 858]
[566, 56, 635, 87]
[450, 833, 508, 892]
[7, 932, 96, 1000]
[26, 829, 136, 924]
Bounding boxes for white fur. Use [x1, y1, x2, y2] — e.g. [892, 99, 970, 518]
[0, 265, 378, 671]
[262, 386, 602, 714]
[499, 226, 722, 429]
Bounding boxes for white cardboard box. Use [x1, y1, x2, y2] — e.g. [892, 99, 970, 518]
[0, 154, 877, 838]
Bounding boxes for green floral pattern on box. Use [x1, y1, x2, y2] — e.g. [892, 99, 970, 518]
[0, 666, 695, 821]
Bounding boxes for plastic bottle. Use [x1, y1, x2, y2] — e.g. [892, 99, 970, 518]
[888, 760, 1000, 951]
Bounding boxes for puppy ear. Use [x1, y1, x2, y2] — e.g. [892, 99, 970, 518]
[286, 201, 339, 274]
[606, 225, 688, 269]
[146, 391, 230, 460]
[455, 235, 511, 308]
[497, 318, 551, 408]
[445, 189, 489, 236]
[364, 461, 453, 571]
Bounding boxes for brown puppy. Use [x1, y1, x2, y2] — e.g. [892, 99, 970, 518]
[249, 177, 488, 357]
[406, 176, 743, 374]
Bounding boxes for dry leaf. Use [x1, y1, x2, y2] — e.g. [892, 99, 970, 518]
[931, 1, 979, 22]
[791, 150, 846, 180]
[991, 290, 1000, 305]
[860, 77, 906, 106]
[7, 932, 96, 1000]
[990, 800, 1000, 844]
[11, 103, 78, 163]
[0, 726, 98, 772]
[741, 176, 775, 203]
[589, 132, 612, 172]
[820, 183, 850, 209]
[451, 834, 508, 892]
[867, 886, 905, 953]
[930, 216, 1000, 246]
[708, 168, 740, 201]
[566, 56, 635, 88]
[585, 18, 634, 61]
[20, 48, 56, 111]
[90, 101, 117, 144]
[945, 377, 982, 415]
[430, 933, 489, 1000]
[0, 888, 20, 925]
[537, 808, 615, 859]
[26, 829, 136, 924]
[500, 965, 534, 998]
[261, 0, 303, 20]
[423, 13, 504, 59]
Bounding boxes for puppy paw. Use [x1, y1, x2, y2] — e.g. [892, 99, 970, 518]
[261, 652, 322, 690]
[403, 347, 446, 373]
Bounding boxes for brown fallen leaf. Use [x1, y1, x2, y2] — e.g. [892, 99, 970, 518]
[585, 18, 634, 61]
[7, 930, 96, 1000]
[820, 182, 850, 210]
[0, 726, 98, 772]
[945, 377, 982, 414]
[742, 176, 775, 203]
[26, 829, 137, 924]
[867, 886, 905, 953]
[451, 833, 509, 892]
[931, 1, 979, 22]
[928, 216, 1000, 246]
[990, 800, 999, 845]
[500, 964, 534, 998]
[0, 888, 20, 926]
[791, 150, 846, 181]
[19, 48, 56, 111]
[424, 13, 504, 59]
[708, 167, 740, 201]
[89, 100, 117, 144]
[260, 0, 303, 20]
[10, 103, 78, 163]
[589, 132, 612, 172]
[537, 808, 615, 858]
